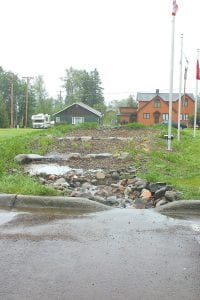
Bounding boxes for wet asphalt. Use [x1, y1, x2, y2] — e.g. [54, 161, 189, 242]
[0, 208, 199, 300]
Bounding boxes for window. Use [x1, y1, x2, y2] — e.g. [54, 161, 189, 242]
[143, 113, 150, 119]
[72, 116, 85, 124]
[162, 113, 169, 121]
[180, 114, 183, 121]
[154, 99, 160, 108]
[183, 114, 189, 121]
[182, 98, 188, 107]
[56, 117, 60, 123]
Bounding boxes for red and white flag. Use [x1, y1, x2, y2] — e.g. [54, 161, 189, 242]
[196, 60, 200, 80]
[172, 0, 178, 16]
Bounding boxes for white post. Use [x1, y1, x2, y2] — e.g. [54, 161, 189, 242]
[177, 34, 183, 141]
[194, 49, 199, 138]
[167, 15, 176, 151]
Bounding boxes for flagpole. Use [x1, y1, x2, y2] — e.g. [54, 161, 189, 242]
[194, 49, 199, 138]
[167, 14, 176, 150]
[177, 34, 183, 141]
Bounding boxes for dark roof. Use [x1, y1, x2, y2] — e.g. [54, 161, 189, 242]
[53, 102, 103, 117]
[136, 92, 195, 102]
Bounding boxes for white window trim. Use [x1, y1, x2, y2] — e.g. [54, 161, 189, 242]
[72, 116, 85, 125]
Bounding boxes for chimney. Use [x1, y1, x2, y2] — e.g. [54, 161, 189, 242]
[156, 89, 159, 94]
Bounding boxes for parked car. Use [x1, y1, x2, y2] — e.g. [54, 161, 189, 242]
[161, 120, 187, 129]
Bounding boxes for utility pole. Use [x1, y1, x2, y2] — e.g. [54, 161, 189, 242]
[10, 74, 14, 128]
[57, 90, 64, 102]
[22, 76, 34, 128]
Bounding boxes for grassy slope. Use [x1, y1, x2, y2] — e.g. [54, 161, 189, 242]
[0, 125, 199, 199]
[135, 128, 200, 199]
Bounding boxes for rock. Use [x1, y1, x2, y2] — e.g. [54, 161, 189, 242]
[94, 153, 113, 159]
[156, 199, 169, 206]
[54, 177, 66, 184]
[15, 154, 44, 164]
[134, 179, 148, 191]
[70, 191, 81, 197]
[165, 190, 180, 202]
[106, 196, 120, 206]
[96, 171, 106, 179]
[145, 202, 153, 208]
[48, 174, 58, 181]
[81, 136, 92, 141]
[141, 188, 152, 201]
[154, 187, 169, 200]
[148, 182, 166, 193]
[111, 171, 120, 180]
[66, 153, 82, 160]
[134, 198, 146, 209]
[117, 152, 130, 160]
[124, 186, 132, 197]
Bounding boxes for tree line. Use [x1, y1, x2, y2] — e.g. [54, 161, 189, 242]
[0, 66, 110, 128]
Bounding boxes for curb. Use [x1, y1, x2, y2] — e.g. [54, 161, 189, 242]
[0, 194, 110, 212]
[155, 200, 200, 214]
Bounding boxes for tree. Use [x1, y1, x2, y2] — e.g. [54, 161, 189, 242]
[32, 75, 49, 113]
[108, 95, 137, 111]
[0, 95, 9, 128]
[62, 67, 105, 110]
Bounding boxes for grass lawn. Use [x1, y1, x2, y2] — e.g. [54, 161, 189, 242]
[0, 128, 39, 139]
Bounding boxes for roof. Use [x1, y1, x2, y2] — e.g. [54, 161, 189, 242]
[53, 102, 103, 117]
[136, 92, 195, 102]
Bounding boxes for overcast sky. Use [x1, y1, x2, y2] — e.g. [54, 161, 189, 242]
[0, 0, 199, 102]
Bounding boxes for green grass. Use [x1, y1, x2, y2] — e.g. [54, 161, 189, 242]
[134, 129, 200, 199]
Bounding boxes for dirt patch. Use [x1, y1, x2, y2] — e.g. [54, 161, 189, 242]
[45, 128, 161, 172]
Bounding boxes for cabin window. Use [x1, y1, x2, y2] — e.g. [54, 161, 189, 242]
[143, 113, 150, 119]
[72, 116, 85, 124]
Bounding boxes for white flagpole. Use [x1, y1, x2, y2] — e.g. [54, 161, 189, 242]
[194, 49, 199, 138]
[177, 34, 183, 141]
[167, 14, 176, 150]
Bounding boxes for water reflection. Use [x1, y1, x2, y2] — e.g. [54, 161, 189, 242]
[25, 163, 83, 176]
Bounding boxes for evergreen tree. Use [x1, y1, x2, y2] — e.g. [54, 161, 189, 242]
[62, 67, 105, 110]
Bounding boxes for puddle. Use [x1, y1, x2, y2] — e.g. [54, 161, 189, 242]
[25, 163, 83, 176]
[0, 210, 20, 225]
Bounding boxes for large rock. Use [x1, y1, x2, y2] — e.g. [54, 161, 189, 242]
[14, 154, 44, 164]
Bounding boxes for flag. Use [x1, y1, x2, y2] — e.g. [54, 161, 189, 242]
[172, 0, 178, 16]
[196, 60, 200, 80]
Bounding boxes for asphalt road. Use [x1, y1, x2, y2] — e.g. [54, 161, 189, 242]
[0, 208, 199, 300]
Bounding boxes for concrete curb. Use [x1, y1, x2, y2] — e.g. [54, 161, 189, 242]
[0, 194, 110, 212]
[155, 200, 200, 214]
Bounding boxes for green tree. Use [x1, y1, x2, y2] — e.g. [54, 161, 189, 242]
[62, 67, 105, 109]
[108, 95, 137, 111]
[0, 95, 9, 127]
[32, 75, 49, 113]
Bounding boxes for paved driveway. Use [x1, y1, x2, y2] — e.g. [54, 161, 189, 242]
[0, 208, 199, 300]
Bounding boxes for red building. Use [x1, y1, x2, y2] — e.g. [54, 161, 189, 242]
[137, 90, 195, 126]
[117, 107, 137, 124]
